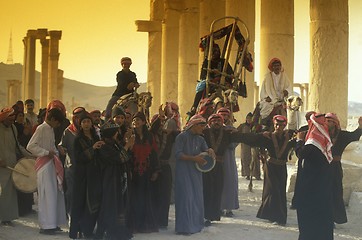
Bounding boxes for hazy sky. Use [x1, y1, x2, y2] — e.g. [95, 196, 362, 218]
[0, 0, 150, 85]
[1, 0, 361, 102]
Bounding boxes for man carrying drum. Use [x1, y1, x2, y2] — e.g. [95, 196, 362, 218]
[0, 107, 33, 226]
[174, 115, 215, 235]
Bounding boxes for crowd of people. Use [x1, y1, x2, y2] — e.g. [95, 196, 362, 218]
[0, 56, 361, 240]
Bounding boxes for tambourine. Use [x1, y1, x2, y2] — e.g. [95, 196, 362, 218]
[195, 152, 216, 173]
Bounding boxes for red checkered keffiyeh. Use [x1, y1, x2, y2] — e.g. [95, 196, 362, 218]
[0, 107, 15, 122]
[35, 155, 64, 192]
[184, 114, 206, 131]
[305, 113, 333, 163]
[325, 112, 340, 130]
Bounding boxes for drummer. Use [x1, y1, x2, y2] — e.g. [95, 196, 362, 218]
[174, 115, 215, 235]
[0, 107, 32, 226]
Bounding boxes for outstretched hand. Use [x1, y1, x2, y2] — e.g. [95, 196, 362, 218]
[158, 104, 166, 120]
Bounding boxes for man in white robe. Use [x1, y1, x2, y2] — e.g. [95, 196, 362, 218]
[259, 58, 292, 120]
[27, 108, 66, 235]
[260, 58, 292, 102]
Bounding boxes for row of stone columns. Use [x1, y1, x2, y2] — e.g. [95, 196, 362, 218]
[19, 29, 63, 108]
[140, 0, 349, 126]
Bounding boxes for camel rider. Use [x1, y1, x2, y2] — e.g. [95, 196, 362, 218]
[105, 57, 140, 120]
[188, 44, 234, 118]
[258, 58, 292, 120]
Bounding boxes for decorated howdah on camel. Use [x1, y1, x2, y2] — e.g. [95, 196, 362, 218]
[188, 16, 254, 119]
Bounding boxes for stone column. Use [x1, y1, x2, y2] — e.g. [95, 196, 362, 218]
[23, 30, 37, 101]
[225, 0, 256, 122]
[199, 0, 225, 70]
[21, 37, 27, 100]
[47, 30, 62, 103]
[7, 80, 22, 106]
[161, 0, 182, 104]
[38, 29, 49, 108]
[57, 69, 64, 101]
[259, 0, 294, 87]
[253, 81, 259, 107]
[178, 0, 200, 117]
[309, 0, 348, 127]
[135, 0, 164, 116]
[199, 0, 225, 37]
[301, 83, 309, 112]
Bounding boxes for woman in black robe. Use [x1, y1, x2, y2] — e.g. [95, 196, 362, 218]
[69, 112, 103, 239]
[128, 112, 160, 233]
[96, 121, 135, 240]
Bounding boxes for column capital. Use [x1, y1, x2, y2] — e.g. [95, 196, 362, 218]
[48, 30, 62, 40]
[7, 79, 21, 87]
[37, 28, 48, 39]
[26, 30, 38, 38]
[135, 20, 162, 32]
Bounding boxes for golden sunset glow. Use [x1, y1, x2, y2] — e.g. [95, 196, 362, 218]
[0, 0, 361, 102]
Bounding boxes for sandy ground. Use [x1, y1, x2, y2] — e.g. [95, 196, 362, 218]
[1, 162, 362, 240]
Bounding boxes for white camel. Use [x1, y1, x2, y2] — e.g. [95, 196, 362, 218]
[286, 95, 303, 130]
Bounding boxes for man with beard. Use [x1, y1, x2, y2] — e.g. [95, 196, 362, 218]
[202, 114, 246, 226]
[24, 99, 38, 128]
[325, 113, 362, 225]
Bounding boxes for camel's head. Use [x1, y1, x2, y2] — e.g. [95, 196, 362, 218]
[138, 92, 153, 108]
[224, 89, 239, 104]
[287, 96, 303, 111]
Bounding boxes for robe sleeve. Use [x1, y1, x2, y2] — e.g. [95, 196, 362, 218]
[26, 126, 49, 157]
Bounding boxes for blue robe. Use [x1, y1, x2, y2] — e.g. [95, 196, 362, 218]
[220, 139, 239, 210]
[174, 130, 208, 234]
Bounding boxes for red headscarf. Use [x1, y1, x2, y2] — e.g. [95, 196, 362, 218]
[184, 114, 206, 131]
[47, 100, 66, 117]
[305, 113, 333, 162]
[325, 112, 340, 130]
[0, 107, 15, 122]
[216, 107, 230, 115]
[268, 58, 282, 72]
[165, 101, 181, 131]
[273, 115, 287, 125]
[207, 113, 223, 126]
